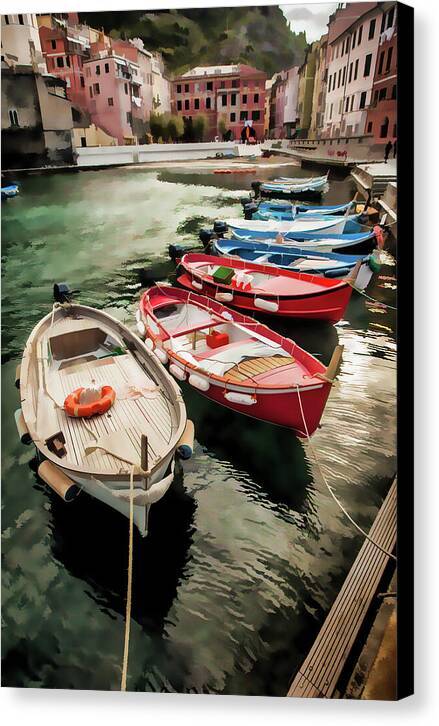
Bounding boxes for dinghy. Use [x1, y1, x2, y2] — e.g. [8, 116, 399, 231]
[1, 183, 19, 200]
[225, 215, 361, 238]
[16, 285, 187, 536]
[177, 252, 361, 322]
[211, 238, 380, 289]
[273, 174, 329, 185]
[249, 200, 359, 222]
[257, 174, 329, 198]
[138, 285, 343, 436]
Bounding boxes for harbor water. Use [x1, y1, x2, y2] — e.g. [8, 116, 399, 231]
[1, 163, 397, 694]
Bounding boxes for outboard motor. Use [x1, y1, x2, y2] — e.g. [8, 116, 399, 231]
[168, 243, 188, 262]
[199, 228, 215, 247]
[251, 181, 262, 198]
[213, 221, 228, 238]
[53, 282, 77, 304]
[243, 202, 259, 220]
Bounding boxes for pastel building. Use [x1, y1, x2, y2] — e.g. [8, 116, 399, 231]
[38, 20, 89, 110]
[323, 2, 382, 138]
[171, 64, 267, 141]
[365, 2, 397, 143]
[1, 13, 46, 72]
[283, 66, 300, 138]
[269, 71, 288, 139]
[297, 42, 318, 137]
[309, 34, 328, 138]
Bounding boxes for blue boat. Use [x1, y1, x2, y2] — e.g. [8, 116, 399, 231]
[1, 184, 19, 200]
[251, 200, 358, 222]
[212, 237, 379, 290]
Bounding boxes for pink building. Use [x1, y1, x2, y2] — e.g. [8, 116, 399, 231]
[365, 2, 397, 144]
[39, 21, 89, 110]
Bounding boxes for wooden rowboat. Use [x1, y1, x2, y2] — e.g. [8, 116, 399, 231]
[17, 287, 187, 536]
[138, 285, 343, 436]
[177, 252, 361, 322]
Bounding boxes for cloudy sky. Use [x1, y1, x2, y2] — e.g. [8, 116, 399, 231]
[280, 3, 339, 42]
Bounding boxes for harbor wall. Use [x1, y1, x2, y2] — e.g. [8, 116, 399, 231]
[75, 142, 262, 168]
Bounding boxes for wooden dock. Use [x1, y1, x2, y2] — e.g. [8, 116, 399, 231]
[287, 478, 397, 699]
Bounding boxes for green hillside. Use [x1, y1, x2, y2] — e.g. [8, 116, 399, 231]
[79, 6, 307, 77]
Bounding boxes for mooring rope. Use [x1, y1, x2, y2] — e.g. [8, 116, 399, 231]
[121, 464, 135, 691]
[295, 384, 397, 562]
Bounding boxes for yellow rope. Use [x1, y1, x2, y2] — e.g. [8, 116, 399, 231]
[121, 464, 135, 691]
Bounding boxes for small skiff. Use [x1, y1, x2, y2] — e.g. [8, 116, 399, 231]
[228, 229, 377, 255]
[225, 215, 362, 238]
[249, 200, 359, 222]
[138, 285, 343, 436]
[242, 199, 354, 216]
[177, 252, 361, 322]
[1, 184, 19, 200]
[16, 286, 188, 536]
[211, 237, 380, 289]
[258, 175, 329, 198]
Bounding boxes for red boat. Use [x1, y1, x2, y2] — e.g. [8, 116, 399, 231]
[177, 252, 360, 322]
[137, 285, 343, 436]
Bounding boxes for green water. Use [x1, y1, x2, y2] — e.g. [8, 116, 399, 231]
[1, 164, 397, 694]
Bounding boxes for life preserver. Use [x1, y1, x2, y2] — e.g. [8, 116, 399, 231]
[64, 386, 116, 418]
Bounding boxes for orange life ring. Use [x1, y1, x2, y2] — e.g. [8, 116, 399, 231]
[64, 386, 116, 418]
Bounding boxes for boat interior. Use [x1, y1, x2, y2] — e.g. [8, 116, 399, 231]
[28, 315, 179, 475]
[154, 302, 301, 384]
[188, 262, 332, 294]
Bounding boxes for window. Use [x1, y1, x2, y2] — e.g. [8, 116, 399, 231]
[364, 53, 372, 77]
[329, 103, 333, 120]
[127, 112, 132, 125]
[242, 94, 247, 104]
[252, 110, 260, 121]
[357, 25, 363, 45]
[367, 121, 373, 133]
[254, 93, 259, 103]
[105, 62, 109, 73]
[368, 18, 376, 40]
[387, 7, 395, 29]
[221, 94, 227, 106]
[345, 36, 350, 54]
[56, 56, 64, 68]
[338, 68, 342, 88]
[94, 83, 100, 95]
[386, 46, 393, 72]
[220, 81, 225, 89]
[80, 76, 85, 88]
[96, 64, 100, 75]
[194, 98, 199, 109]
[18, 14, 24, 25]
[51, 40, 57, 50]
[184, 99, 189, 110]
[176, 84, 181, 93]
[345, 97, 349, 112]
[8, 109, 19, 126]
[230, 112, 236, 122]
[379, 87, 386, 101]
[108, 97, 114, 106]
[177, 100, 182, 111]
[374, 90, 379, 104]
[124, 83, 128, 95]
[348, 62, 353, 83]
[206, 81, 213, 91]
[65, 78, 71, 88]
[391, 84, 396, 99]
[342, 66, 346, 86]
[378, 51, 385, 75]
[354, 59, 359, 80]
[352, 30, 356, 48]
[5, 15, 9, 24]
[89, 86, 93, 98]
[66, 56, 70, 68]
[231, 93, 236, 106]
[359, 91, 367, 109]
[206, 97, 211, 109]
[381, 12, 386, 33]
[240, 110, 248, 121]
[350, 95, 354, 111]
[184, 83, 189, 92]
[232, 79, 239, 88]
[194, 82, 200, 92]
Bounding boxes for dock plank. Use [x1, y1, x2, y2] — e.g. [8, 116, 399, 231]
[287, 479, 397, 698]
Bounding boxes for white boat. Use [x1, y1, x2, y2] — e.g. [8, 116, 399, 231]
[16, 288, 188, 536]
[225, 215, 356, 238]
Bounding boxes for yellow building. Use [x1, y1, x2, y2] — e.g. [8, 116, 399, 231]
[309, 34, 328, 138]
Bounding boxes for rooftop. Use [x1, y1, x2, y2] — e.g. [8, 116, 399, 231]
[180, 63, 266, 79]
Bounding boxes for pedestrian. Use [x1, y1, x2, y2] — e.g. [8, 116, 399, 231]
[384, 140, 392, 163]
[393, 139, 397, 158]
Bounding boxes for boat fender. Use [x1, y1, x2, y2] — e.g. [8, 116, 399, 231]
[177, 419, 195, 459]
[38, 460, 80, 502]
[136, 320, 146, 337]
[188, 374, 210, 392]
[169, 363, 186, 381]
[215, 292, 234, 302]
[368, 252, 382, 273]
[224, 391, 256, 406]
[192, 278, 203, 291]
[144, 337, 154, 350]
[15, 364, 21, 389]
[111, 463, 175, 506]
[154, 347, 168, 365]
[222, 311, 234, 321]
[254, 297, 279, 313]
[325, 267, 350, 278]
[14, 408, 32, 445]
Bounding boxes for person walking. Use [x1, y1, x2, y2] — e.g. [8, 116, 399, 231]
[384, 140, 393, 163]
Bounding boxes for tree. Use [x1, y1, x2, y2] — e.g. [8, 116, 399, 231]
[167, 114, 184, 142]
[218, 114, 228, 140]
[193, 113, 208, 142]
[149, 112, 165, 142]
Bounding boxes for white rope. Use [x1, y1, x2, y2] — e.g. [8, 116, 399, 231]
[295, 385, 397, 562]
[121, 464, 135, 691]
